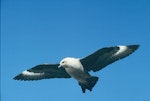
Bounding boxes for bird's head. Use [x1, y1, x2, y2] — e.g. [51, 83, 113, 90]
[58, 58, 67, 68]
[58, 57, 82, 69]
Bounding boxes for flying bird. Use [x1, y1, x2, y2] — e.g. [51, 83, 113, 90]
[13, 45, 139, 93]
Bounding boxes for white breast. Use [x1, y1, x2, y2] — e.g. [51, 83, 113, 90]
[62, 57, 85, 80]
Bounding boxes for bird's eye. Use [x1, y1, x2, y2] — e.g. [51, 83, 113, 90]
[62, 61, 65, 64]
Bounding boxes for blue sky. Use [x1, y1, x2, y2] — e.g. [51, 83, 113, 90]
[1, 0, 150, 101]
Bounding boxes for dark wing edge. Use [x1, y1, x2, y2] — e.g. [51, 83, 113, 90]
[80, 45, 139, 72]
[13, 64, 71, 81]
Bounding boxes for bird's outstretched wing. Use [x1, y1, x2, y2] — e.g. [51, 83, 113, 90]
[13, 64, 71, 81]
[80, 45, 139, 72]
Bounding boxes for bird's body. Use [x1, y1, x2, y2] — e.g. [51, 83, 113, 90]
[59, 58, 85, 81]
[14, 45, 139, 93]
[59, 57, 98, 92]
[64, 62, 86, 81]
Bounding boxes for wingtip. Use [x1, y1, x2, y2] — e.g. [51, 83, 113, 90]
[13, 73, 32, 81]
[13, 75, 18, 80]
[136, 44, 140, 48]
[13, 74, 23, 81]
[131, 44, 140, 47]
[127, 44, 140, 50]
[13, 77, 17, 80]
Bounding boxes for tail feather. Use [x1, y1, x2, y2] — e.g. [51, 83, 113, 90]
[79, 76, 98, 93]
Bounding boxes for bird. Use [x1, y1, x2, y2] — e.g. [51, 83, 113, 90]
[13, 45, 139, 93]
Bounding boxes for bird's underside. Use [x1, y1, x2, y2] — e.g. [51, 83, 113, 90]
[13, 45, 139, 93]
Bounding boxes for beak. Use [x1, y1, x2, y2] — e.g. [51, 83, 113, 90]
[58, 64, 61, 68]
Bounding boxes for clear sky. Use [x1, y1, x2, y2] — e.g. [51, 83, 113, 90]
[1, 0, 150, 101]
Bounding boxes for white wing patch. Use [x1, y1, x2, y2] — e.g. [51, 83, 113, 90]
[22, 70, 44, 76]
[114, 46, 127, 55]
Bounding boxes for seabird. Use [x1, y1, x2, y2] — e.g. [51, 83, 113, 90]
[13, 45, 139, 93]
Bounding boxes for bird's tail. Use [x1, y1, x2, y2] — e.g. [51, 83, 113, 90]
[78, 76, 98, 93]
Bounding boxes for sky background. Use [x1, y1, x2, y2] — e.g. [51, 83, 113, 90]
[1, 0, 150, 101]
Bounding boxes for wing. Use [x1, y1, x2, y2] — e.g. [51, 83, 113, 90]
[13, 64, 71, 81]
[80, 45, 139, 72]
